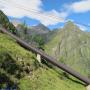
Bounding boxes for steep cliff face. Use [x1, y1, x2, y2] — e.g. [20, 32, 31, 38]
[45, 21, 90, 77]
[0, 10, 16, 34]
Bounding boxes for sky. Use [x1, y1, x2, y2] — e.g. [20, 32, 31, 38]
[0, 0, 90, 31]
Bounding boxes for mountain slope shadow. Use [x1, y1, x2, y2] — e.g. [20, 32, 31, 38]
[0, 52, 25, 89]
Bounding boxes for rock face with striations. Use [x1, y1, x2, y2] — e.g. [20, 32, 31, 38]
[45, 21, 90, 77]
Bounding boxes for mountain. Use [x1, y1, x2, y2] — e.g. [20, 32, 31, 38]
[15, 23, 50, 35]
[30, 23, 50, 34]
[29, 23, 57, 43]
[15, 23, 52, 48]
[0, 10, 17, 34]
[45, 21, 90, 77]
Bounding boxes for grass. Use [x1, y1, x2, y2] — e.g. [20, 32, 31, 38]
[19, 67, 86, 90]
[0, 32, 86, 90]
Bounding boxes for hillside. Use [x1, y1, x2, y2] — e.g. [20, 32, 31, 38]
[0, 10, 16, 34]
[45, 21, 90, 78]
[0, 32, 86, 90]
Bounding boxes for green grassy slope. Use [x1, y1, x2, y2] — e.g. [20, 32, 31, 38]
[45, 21, 90, 78]
[0, 32, 86, 90]
[0, 10, 16, 34]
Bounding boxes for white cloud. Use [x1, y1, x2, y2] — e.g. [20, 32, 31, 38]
[70, 0, 90, 13]
[0, 0, 89, 26]
[0, 0, 65, 26]
[61, 0, 90, 18]
[63, 0, 90, 13]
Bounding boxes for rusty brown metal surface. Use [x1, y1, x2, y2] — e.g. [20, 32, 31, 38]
[0, 27, 90, 85]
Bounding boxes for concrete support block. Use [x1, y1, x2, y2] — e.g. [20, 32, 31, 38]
[37, 54, 41, 63]
[86, 85, 90, 90]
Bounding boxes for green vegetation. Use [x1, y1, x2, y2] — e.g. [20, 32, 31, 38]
[33, 35, 45, 49]
[0, 32, 86, 90]
[17, 22, 28, 38]
[16, 22, 57, 50]
[45, 21, 90, 78]
[0, 10, 17, 34]
[0, 33, 36, 89]
[17, 23, 46, 49]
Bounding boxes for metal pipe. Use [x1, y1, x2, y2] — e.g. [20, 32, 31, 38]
[0, 27, 90, 85]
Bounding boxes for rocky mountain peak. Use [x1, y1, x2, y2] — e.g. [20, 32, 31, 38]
[63, 20, 80, 32]
[32, 23, 50, 32]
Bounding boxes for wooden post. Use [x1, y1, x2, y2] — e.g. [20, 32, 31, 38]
[86, 85, 90, 90]
[37, 54, 41, 63]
